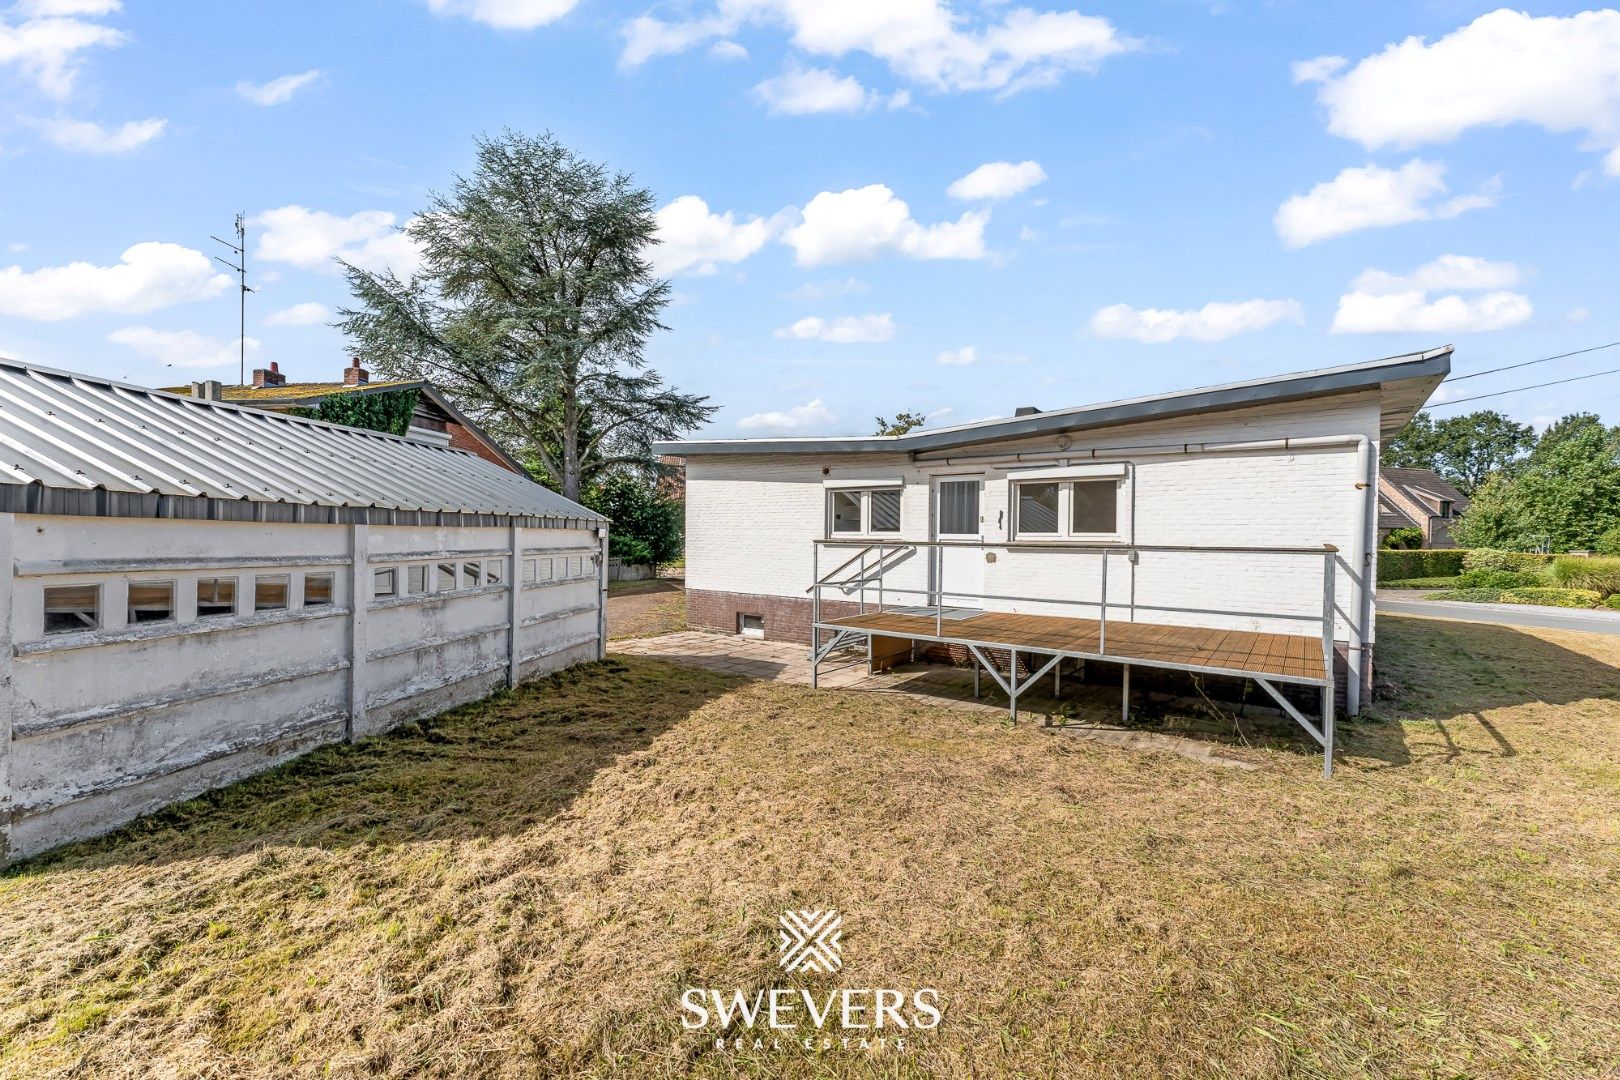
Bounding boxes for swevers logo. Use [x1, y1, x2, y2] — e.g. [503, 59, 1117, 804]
[682, 908, 941, 1054]
[777, 909, 842, 974]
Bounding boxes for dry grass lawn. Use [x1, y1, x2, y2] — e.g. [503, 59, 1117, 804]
[1, 615, 1617, 1079]
[606, 579, 686, 641]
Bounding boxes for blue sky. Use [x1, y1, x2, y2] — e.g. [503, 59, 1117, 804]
[1, 1, 1617, 438]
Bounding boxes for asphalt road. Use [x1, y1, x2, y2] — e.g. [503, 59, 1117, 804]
[1378, 590, 1620, 636]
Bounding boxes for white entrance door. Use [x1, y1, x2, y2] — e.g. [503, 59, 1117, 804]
[933, 477, 985, 611]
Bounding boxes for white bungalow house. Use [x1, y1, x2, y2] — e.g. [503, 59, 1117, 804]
[0, 360, 607, 862]
[655, 347, 1452, 774]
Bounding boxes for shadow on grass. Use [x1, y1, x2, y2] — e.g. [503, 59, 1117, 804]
[6, 656, 742, 875]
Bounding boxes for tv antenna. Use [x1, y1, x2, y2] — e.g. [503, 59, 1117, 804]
[211, 213, 255, 385]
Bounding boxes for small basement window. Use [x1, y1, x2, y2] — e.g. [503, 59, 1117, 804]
[127, 580, 174, 624]
[437, 562, 458, 591]
[407, 564, 428, 594]
[463, 562, 483, 589]
[372, 568, 398, 600]
[738, 613, 765, 639]
[197, 578, 237, 618]
[523, 558, 538, 583]
[44, 584, 99, 635]
[486, 558, 505, 586]
[255, 574, 290, 611]
[304, 573, 334, 607]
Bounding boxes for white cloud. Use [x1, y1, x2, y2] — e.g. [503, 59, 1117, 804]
[737, 397, 836, 432]
[1290, 55, 1345, 84]
[783, 184, 987, 266]
[0, 6, 125, 98]
[1331, 291, 1532, 334]
[619, 1, 1138, 96]
[653, 195, 777, 275]
[14, 1, 122, 14]
[936, 345, 978, 365]
[107, 326, 258, 370]
[262, 301, 331, 327]
[1331, 255, 1532, 334]
[423, 0, 578, 29]
[236, 69, 321, 106]
[783, 277, 868, 303]
[947, 160, 1046, 201]
[1349, 254, 1521, 295]
[710, 40, 748, 60]
[1087, 298, 1305, 344]
[251, 205, 421, 276]
[1274, 159, 1495, 248]
[0, 242, 229, 320]
[754, 64, 875, 115]
[36, 116, 164, 154]
[775, 313, 895, 343]
[1567, 307, 1592, 324]
[1299, 9, 1620, 175]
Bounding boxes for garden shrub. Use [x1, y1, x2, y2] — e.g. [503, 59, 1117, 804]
[1432, 586, 1602, 608]
[1551, 556, 1620, 598]
[1500, 587, 1603, 608]
[1596, 527, 1620, 556]
[1431, 587, 1503, 603]
[1377, 549, 1466, 584]
[1463, 549, 1553, 573]
[1607, 594, 1620, 610]
[1456, 568, 1542, 589]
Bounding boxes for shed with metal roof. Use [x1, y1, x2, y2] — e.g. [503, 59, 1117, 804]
[0, 360, 607, 862]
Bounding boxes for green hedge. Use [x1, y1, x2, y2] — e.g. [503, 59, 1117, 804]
[1377, 549, 1467, 584]
[1464, 549, 1554, 573]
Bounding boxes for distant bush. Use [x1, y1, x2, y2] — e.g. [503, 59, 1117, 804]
[1551, 556, 1620, 598]
[1607, 594, 1620, 610]
[1381, 527, 1423, 550]
[1597, 527, 1620, 557]
[1380, 576, 1463, 589]
[1431, 586, 1603, 608]
[1456, 568, 1542, 589]
[1501, 587, 1604, 608]
[1377, 549, 1466, 584]
[1463, 549, 1553, 573]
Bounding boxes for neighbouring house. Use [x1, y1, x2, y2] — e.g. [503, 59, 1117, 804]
[1378, 467, 1469, 548]
[0, 359, 607, 863]
[655, 347, 1452, 773]
[171, 359, 524, 474]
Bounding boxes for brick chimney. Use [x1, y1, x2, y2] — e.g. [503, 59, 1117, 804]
[251, 361, 286, 389]
[343, 358, 369, 386]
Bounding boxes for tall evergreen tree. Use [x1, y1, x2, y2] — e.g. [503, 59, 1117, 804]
[337, 130, 714, 501]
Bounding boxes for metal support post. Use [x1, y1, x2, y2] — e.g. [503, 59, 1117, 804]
[1121, 663, 1130, 723]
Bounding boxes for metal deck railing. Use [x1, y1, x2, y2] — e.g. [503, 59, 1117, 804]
[809, 538, 1343, 776]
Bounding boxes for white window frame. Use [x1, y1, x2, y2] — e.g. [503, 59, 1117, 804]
[1009, 466, 1128, 542]
[824, 482, 904, 538]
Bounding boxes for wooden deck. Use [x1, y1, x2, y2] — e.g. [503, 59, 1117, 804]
[820, 609, 1329, 684]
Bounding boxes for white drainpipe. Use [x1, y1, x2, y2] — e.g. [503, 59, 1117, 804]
[920, 431, 1377, 715]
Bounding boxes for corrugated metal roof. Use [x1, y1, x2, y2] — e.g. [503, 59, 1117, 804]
[0, 360, 602, 522]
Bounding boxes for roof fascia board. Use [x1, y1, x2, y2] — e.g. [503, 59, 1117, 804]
[659, 347, 1451, 457]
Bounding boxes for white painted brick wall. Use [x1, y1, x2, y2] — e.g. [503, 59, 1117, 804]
[685, 392, 1381, 640]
